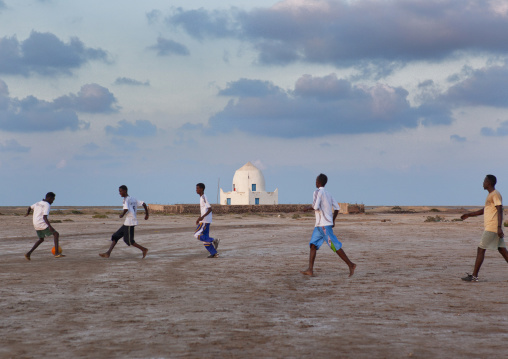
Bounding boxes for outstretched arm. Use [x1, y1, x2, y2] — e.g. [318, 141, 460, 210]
[24, 206, 32, 217]
[143, 203, 149, 220]
[461, 208, 484, 220]
[496, 205, 504, 238]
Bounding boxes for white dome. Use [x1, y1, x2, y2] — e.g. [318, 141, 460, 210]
[232, 162, 266, 192]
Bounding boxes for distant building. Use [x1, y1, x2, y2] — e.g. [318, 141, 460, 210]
[220, 162, 278, 205]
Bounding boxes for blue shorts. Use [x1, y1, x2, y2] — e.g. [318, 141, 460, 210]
[309, 226, 342, 252]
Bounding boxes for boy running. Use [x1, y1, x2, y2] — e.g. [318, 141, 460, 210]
[461, 174, 507, 281]
[99, 185, 149, 259]
[194, 183, 220, 258]
[24, 192, 65, 260]
[301, 174, 356, 277]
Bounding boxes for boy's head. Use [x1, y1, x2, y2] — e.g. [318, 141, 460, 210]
[196, 183, 205, 195]
[45, 192, 56, 204]
[316, 173, 328, 188]
[484, 174, 497, 188]
[119, 185, 128, 197]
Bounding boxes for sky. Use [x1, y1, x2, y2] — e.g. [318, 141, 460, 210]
[1, 0, 508, 206]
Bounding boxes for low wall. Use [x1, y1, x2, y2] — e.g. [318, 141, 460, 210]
[148, 203, 364, 215]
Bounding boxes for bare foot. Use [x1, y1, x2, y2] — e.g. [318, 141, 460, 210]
[99, 253, 110, 258]
[54, 254, 66, 258]
[300, 269, 313, 276]
[25, 254, 31, 261]
[142, 249, 148, 259]
[349, 263, 356, 277]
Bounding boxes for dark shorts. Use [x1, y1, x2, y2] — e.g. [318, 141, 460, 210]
[36, 228, 53, 239]
[111, 225, 136, 246]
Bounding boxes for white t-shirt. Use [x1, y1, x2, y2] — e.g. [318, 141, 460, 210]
[199, 194, 212, 223]
[31, 200, 51, 230]
[313, 187, 340, 227]
[123, 196, 144, 226]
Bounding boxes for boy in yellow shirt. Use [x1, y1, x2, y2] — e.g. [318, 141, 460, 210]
[461, 175, 507, 281]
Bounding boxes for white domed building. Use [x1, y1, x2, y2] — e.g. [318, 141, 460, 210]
[220, 162, 278, 205]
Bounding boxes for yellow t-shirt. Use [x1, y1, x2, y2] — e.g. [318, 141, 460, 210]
[484, 190, 503, 232]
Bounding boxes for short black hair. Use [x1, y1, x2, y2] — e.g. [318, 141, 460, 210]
[45, 192, 56, 199]
[316, 173, 328, 186]
[119, 185, 128, 191]
[486, 174, 497, 186]
[196, 183, 205, 190]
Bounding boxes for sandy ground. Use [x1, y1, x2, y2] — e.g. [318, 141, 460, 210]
[1, 207, 508, 359]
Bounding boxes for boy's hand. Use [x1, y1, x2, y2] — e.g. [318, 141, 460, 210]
[460, 214, 469, 220]
[498, 227, 504, 238]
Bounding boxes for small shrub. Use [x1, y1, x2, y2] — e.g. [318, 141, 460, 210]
[504, 221, 508, 227]
[92, 214, 108, 219]
[52, 210, 65, 215]
[391, 206, 402, 211]
[430, 208, 440, 212]
[71, 210, 84, 215]
[50, 220, 62, 223]
[63, 219, 74, 222]
[424, 215, 444, 223]
[292, 214, 301, 219]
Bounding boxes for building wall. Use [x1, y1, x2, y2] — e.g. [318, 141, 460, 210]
[220, 188, 278, 205]
[149, 202, 363, 214]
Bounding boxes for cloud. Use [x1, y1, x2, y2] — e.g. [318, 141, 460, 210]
[0, 79, 91, 132]
[450, 134, 467, 142]
[218, 78, 281, 97]
[165, 0, 508, 68]
[148, 37, 189, 56]
[206, 74, 452, 138]
[442, 63, 508, 108]
[481, 120, 508, 136]
[114, 77, 150, 86]
[0, 31, 108, 76]
[105, 119, 158, 137]
[165, 7, 240, 40]
[0, 139, 30, 152]
[146, 9, 162, 24]
[53, 84, 119, 113]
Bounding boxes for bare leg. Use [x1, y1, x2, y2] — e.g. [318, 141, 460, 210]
[473, 247, 486, 277]
[132, 243, 148, 259]
[26, 238, 44, 260]
[99, 241, 117, 258]
[498, 247, 508, 263]
[52, 231, 64, 257]
[336, 248, 356, 277]
[301, 244, 317, 276]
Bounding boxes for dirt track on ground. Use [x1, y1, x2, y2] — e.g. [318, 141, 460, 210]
[1, 209, 507, 358]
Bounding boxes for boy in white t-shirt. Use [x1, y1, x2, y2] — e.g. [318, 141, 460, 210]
[301, 174, 356, 277]
[24, 192, 65, 260]
[99, 185, 149, 259]
[194, 183, 220, 258]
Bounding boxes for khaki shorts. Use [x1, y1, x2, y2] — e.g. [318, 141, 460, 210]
[479, 231, 506, 250]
